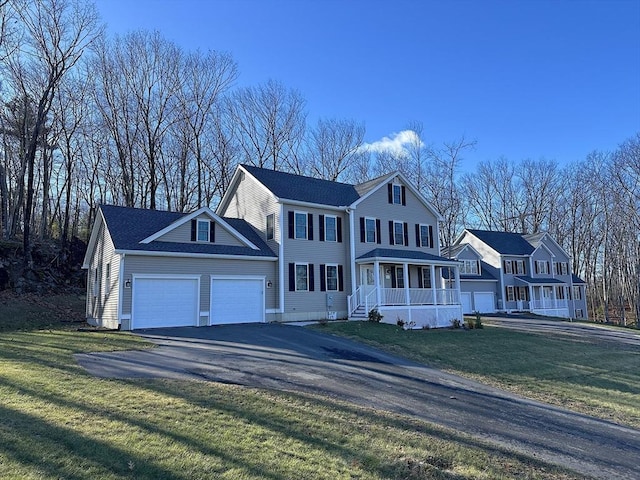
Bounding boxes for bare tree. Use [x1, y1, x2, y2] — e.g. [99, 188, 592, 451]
[307, 117, 365, 181]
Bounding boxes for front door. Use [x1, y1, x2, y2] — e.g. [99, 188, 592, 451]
[359, 265, 376, 306]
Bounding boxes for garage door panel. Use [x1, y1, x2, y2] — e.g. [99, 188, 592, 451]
[473, 292, 495, 313]
[133, 277, 199, 329]
[211, 278, 263, 325]
[461, 292, 473, 314]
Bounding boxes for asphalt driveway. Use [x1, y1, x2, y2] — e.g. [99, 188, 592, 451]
[76, 323, 640, 479]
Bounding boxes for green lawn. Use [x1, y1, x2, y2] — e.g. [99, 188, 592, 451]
[313, 321, 640, 430]
[0, 326, 584, 479]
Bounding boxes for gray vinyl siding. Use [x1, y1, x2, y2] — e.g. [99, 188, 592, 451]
[531, 248, 553, 277]
[282, 204, 351, 320]
[86, 219, 120, 329]
[157, 215, 245, 247]
[354, 179, 440, 258]
[219, 172, 281, 253]
[460, 280, 497, 294]
[121, 255, 277, 316]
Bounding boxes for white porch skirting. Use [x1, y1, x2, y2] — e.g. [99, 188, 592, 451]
[378, 305, 463, 329]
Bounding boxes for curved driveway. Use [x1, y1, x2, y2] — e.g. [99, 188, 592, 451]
[76, 323, 640, 479]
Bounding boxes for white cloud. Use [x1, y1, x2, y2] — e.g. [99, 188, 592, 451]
[361, 130, 423, 157]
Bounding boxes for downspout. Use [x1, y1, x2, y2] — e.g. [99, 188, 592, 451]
[348, 207, 356, 296]
[117, 253, 125, 329]
[278, 203, 285, 314]
[498, 255, 506, 311]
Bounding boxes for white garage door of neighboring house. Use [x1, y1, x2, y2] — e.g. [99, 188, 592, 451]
[473, 292, 496, 313]
[460, 292, 473, 314]
[210, 277, 264, 325]
[132, 277, 199, 329]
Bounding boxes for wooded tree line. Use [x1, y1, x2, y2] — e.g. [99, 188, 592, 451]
[1, 0, 638, 323]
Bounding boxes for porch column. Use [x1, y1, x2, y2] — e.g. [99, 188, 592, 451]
[528, 285, 533, 310]
[551, 285, 557, 309]
[403, 262, 410, 305]
[374, 260, 381, 307]
[453, 266, 461, 304]
[430, 265, 437, 305]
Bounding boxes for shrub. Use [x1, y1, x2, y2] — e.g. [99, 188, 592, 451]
[396, 317, 405, 327]
[450, 318, 461, 329]
[368, 308, 383, 323]
[474, 311, 484, 329]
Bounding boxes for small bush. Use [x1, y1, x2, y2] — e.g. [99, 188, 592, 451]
[474, 312, 484, 329]
[465, 318, 475, 329]
[396, 317, 405, 327]
[368, 308, 383, 323]
[421, 324, 431, 330]
[450, 318, 461, 329]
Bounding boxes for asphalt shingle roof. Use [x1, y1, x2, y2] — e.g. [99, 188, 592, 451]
[357, 248, 454, 263]
[242, 164, 361, 207]
[466, 229, 535, 255]
[514, 276, 566, 285]
[99, 204, 276, 258]
[572, 273, 586, 284]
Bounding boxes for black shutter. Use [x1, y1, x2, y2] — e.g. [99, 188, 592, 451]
[191, 219, 197, 241]
[401, 186, 406, 206]
[308, 264, 315, 291]
[547, 261, 550, 274]
[320, 264, 326, 291]
[391, 267, 397, 288]
[319, 215, 325, 241]
[389, 221, 394, 246]
[428, 225, 434, 248]
[308, 214, 313, 240]
[210, 222, 215, 243]
[288, 211, 294, 239]
[359, 217, 365, 242]
[418, 267, 424, 288]
[415, 224, 421, 247]
[338, 265, 344, 291]
[388, 183, 393, 203]
[337, 217, 343, 243]
[376, 219, 381, 244]
[289, 263, 296, 291]
[403, 222, 409, 246]
[535, 262, 539, 274]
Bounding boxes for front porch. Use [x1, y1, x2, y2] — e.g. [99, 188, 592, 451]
[347, 249, 463, 328]
[503, 277, 571, 318]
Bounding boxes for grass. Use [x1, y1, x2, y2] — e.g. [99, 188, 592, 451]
[313, 321, 640, 429]
[0, 300, 584, 479]
[0, 291, 86, 332]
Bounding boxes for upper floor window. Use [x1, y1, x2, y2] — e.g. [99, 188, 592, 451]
[460, 259, 479, 275]
[365, 217, 377, 243]
[390, 221, 406, 246]
[393, 185, 402, 204]
[535, 260, 550, 275]
[504, 260, 513, 274]
[197, 219, 210, 242]
[324, 215, 337, 242]
[288, 211, 313, 240]
[295, 212, 307, 239]
[573, 285, 582, 300]
[387, 183, 406, 205]
[515, 260, 525, 275]
[554, 262, 569, 275]
[417, 224, 434, 248]
[266, 213, 274, 240]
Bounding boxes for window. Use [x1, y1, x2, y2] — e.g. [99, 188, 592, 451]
[324, 215, 337, 242]
[556, 286, 566, 299]
[504, 260, 513, 274]
[573, 286, 582, 300]
[417, 224, 433, 248]
[326, 265, 338, 291]
[295, 212, 307, 239]
[535, 260, 549, 274]
[295, 264, 309, 291]
[506, 286, 515, 302]
[93, 267, 99, 297]
[266, 214, 274, 240]
[392, 184, 402, 204]
[388, 183, 406, 205]
[421, 268, 432, 288]
[197, 220, 209, 242]
[395, 267, 405, 288]
[365, 217, 376, 243]
[515, 260, 525, 275]
[517, 287, 528, 301]
[575, 309, 584, 318]
[393, 221, 405, 245]
[105, 263, 111, 295]
[460, 260, 479, 275]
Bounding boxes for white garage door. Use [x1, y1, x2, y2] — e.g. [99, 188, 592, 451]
[211, 277, 264, 325]
[473, 292, 496, 313]
[460, 292, 473, 314]
[132, 277, 199, 329]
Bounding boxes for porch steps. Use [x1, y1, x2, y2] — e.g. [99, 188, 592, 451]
[349, 306, 368, 319]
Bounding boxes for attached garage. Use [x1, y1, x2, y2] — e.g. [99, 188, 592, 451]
[460, 292, 473, 314]
[473, 292, 496, 313]
[210, 276, 265, 325]
[132, 276, 199, 329]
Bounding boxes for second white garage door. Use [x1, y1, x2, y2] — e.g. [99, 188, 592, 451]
[210, 277, 264, 325]
[473, 292, 496, 313]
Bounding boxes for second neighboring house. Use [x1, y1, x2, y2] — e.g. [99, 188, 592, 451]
[83, 164, 464, 330]
[446, 229, 588, 319]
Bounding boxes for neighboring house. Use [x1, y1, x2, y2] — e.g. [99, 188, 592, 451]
[447, 229, 588, 319]
[83, 164, 463, 330]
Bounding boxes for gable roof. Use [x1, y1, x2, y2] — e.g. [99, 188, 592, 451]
[356, 248, 457, 265]
[241, 164, 360, 207]
[96, 204, 276, 258]
[465, 229, 535, 255]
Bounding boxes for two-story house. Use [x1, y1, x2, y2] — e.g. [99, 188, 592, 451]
[447, 229, 588, 319]
[83, 165, 463, 330]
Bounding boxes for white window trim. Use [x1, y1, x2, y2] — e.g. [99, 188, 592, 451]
[418, 223, 430, 248]
[393, 220, 404, 246]
[295, 262, 309, 291]
[515, 260, 525, 275]
[266, 213, 274, 240]
[506, 286, 515, 302]
[504, 260, 513, 274]
[392, 184, 402, 204]
[395, 266, 405, 288]
[93, 267, 99, 297]
[325, 264, 339, 292]
[294, 211, 308, 240]
[196, 219, 210, 242]
[461, 259, 480, 275]
[536, 260, 549, 275]
[421, 268, 431, 288]
[365, 217, 377, 243]
[324, 214, 337, 242]
[105, 263, 111, 295]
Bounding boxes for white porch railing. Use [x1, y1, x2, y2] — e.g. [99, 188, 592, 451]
[531, 299, 569, 310]
[350, 287, 460, 314]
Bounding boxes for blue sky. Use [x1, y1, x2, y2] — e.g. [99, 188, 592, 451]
[94, 0, 640, 169]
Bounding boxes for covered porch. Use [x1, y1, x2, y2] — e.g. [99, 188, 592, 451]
[348, 248, 463, 328]
[510, 276, 570, 318]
